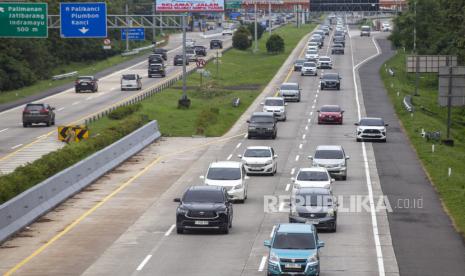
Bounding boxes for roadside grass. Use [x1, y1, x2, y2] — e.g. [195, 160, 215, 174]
[380, 50, 465, 238]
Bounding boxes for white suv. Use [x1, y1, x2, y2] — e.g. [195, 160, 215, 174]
[301, 61, 317, 76]
[121, 74, 142, 91]
[238, 146, 278, 175]
[292, 167, 333, 190]
[308, 145, 350, 180]
[305, 49, 319, 61]
[262, 97, 287, 121]
[202, 161, 248, 203]
[355, 117, 388, 142]
[317, 56, 333, 69]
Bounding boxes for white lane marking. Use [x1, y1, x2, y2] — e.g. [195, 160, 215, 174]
[311, 105, 315, 109]
[305, 125, 308, 131]
[316, 89, 319, 93]
[86, 96, 93, 100]
[313, 98, 317, 103]
[227, 154, 233, 160]
[11, 144, 23, 150]
[310, 111, 313, 116]
[299, 144, 303, 149]
[349, 31, 386, 276]
[71, 101, 80, 106]
[290, 168, 295, 175]
[258, 256, 267, 272]
[307, 118, 311, 123]
[270, 226, 276, 237]
[57, 107, 65, 111]
[295, 155, 300, 162]
[236, 142, 242, 149]
[37, 134, 46, 139]
[302, 134, 306, 140]
[285, 183, 290, 191]
[136, 255, 153, 271]
[315, 93, 319, 98]
[164, 224, 176, 236]
[278, 201, 286, 212]
[0, 128, 8, 134]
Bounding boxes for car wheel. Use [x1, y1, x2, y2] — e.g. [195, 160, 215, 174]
[46, 121, 50, 127]
[331, 221, 337, 232]
[23, 122, 28, 128]
[52, 120, 55, 126]
[337, 85, 340, 90]
[75, 89, 79, 93]
[272, 133, 276, 140]
[321, 86, 324, 90]
[356, 138, 362, 142]
[176, 227, 184, 234]
[342, 175, 347, 181]
[222, 223, 229, 234]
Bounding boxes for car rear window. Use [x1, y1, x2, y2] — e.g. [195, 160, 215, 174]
[122, 74, 136, 80]
[320, 106, 341, 112]
[78, 77, 92, 81]
[314, 150, 343, 159]
[273, 233, 315, 250]
[244, 149, 271, 157]
[304, 62, 316, 67]
[207, 167, 241, 180]
[149, 65, 161, 69]
[183, 190, 224, 203]
[362, 26, 370, 31]
[265, 99, 284, 106]
[280, 84, 298, 90]
[295, 193, 333, 207]
[323, 74, 339, 80]
[319, 57, 330, 62]
[297, 171, 329, 181]
[360, 118, 384, 126]
[25, 104, 44, 111]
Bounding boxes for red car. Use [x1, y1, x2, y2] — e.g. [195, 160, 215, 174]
[318, 105, 344, 124]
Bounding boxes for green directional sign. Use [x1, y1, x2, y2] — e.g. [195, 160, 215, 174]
[0, 2, 48, 38]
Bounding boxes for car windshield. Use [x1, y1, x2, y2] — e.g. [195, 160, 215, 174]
[360, 118, 384, 126]
[280, 84, 298, 90]
[314, 150, 344, 159]
[251, 115, 274, 123]
[295, 60, 304, 65]
[244, 149, 271, 158]
[362, 27, 370, 31]
[207, 167, 241, 180]
[323, 74, 339, 80]
[78, 77, 92, 81]
[183, 190, 224, 203]
[265, 99, 284, 106]
[333, 44, 343, 48]
[297, 171, 329, 181]
[273, 233, 316, 250]
[25, 104, 44, 111]
[304, 62, 316, 67]
[122, 75, 136, 80]
[149, 65, 161, 69]
[320, 106, 341, 112]
[334, 36, 344, 41]
[308, 50, 318, 54]
[295, 193, 333, 206]
[319, 58, 330, 62]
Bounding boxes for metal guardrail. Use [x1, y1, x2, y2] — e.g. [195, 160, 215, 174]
[52, 71, 78, 80]
[403, 95, 415, 112]
[121, 40, 166, 56]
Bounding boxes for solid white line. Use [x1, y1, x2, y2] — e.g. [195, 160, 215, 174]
[165, 224, 176, 236]
[295, 155, 300, 162]
[307, 118, 311, 123]
[57, 107, 65, 111]
[0, 128, 8, 133]
[305, 125, 308, 130]
[291, 168, 295, 175]
[227, 154, 233, 160]
[349, 31, 385, 276]
[236, 142, 242, 149]
[258, 256, 267, 272]
[285, 183, 290, 191]
[311, 105, 315, 109]
[299, 144, 303, 149]
[270, 225, 276, 237]
[136, 255, 153, 271]
[244, 133, 248, 138]
[11, 144, 23, 150]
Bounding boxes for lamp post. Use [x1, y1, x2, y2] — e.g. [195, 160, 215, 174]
[254, 2, 258, 52]
[413, 0, 419, 96]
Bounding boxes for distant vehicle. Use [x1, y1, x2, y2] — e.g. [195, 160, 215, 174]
[301, 61, 317, 76]
[310, 36, 323, 48]
[148, 54, 164, 64]
[311, 34, 324, 47]
[307, 45, 319, 52]
[148, 63, 166, 78]
[194, 45, 207, 56]
[174, 186, 233, 234]
[120, 74, 142, 91]
[247, 112, 278, 139]
[355, 117, 388, 142]
[308, 145, 350, 180]
[305, 49, 319, 62]
[331, 43, 345, 54]
[185, 38, 195, 47]
[210, 39, 223, 49]
[262, 96, 287, 121]
[238, 146, 278, 175]
[334, 30, 345, 38]
[153, 48, 167, 60]
[320, 72, 341, 90]
[294, 59, 305, 71]
[333, 35, 345, 47]
[382, 22, 392, 32]
[320, 25, 330, 35]
[202, 161, 248, 203]
[279, 82, 301, 102]
[313, 30, 325, 38]
[361, 25, 371, 36]
[222, 28, 234, 35]
[317, 105, 344, 124]
[264, 224, 325, 276]
[317, 56, 333, 69]
[185, 48, 198, 61]
[75, 76, 98, 93]
[289, 187, 338, 232]
[173, 54, 189, 66]
[292, 167, 333, 190]
[307, 41, 319, 49]
[22, 103, 55, 127]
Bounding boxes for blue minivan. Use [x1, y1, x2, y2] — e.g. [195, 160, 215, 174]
[264, 223, 324, 276]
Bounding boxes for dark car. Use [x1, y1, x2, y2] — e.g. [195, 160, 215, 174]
[22, 103, 55, 127]
[318, 105, 344, 124]
[173, 54, 189, 66]
[334, 30, 345, 38]
[247, 112, 277, 139]
[210, 39, 223, 49]
[294, 59, 305, 71]
[194, 45, 207, 56]
[148, 63, 166, 78]
[331, 43, 345, 54]
[320, 73, 341, 90]
[175, 186, 233, 234]
[148, 54, 164, 64]
[153, 48, 168, 60]
[289, 187, 338, 232]
[333, 35, 345, 47]
[75, 76, 98, 93]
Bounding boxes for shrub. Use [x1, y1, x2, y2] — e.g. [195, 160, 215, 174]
[108, 103, 141, 120]
[233, 26, 252, 50]
[195, 107, 220, 134]
[266, 34, 285, 54]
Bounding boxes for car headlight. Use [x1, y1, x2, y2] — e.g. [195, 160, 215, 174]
[327, 208, 335, 217]
[177, 207, 188, 215]
[267, 127, 274, 130]
[265, 160, 273, 165]
[249, 126, 256, 130]
[217, 209, 228, 215]
[307, 253, 319, 266]
[234, 184, 243, 190]
[269, 251, 280, 264]
[324, 183, 331, 189]
[293, 183, 301, 189]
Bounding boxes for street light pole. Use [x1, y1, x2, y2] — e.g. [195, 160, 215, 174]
[268, 1, 272, 36]
[152, 2, 156, 45]
[182, 13, 187, 100]
[254, 2, 258, 52]
[413, 0, 419, 96]
[125, 3, 129, 52]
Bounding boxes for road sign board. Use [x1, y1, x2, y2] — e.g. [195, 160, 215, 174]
[196, 59, 206, 68]
[60, 2, 107, 38]
[103, 38, 111, 45]
[0, 3, 48, 38]
[121, 28, 145, 40]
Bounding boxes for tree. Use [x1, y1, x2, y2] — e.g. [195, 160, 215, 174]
[233, 26, 252, 50]
[246, 23, 265, 40]
[266, 34, 285, 54]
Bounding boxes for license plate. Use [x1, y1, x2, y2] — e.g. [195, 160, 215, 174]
[306, 219, 319, 225]
[194, 220, 208, 225]
[81, 83, 88, 85]
[285, 263, 301, 269]
[250, 168, 262, 171]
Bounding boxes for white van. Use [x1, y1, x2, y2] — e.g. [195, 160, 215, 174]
[121, 74, 142, 91]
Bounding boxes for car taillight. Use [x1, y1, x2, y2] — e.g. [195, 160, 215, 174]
[40, 109, 49, 114]
[23, 109, 30, 114]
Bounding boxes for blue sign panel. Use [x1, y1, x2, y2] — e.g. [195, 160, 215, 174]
[60, 2, 107, 38]
[121, 28, 145, 40]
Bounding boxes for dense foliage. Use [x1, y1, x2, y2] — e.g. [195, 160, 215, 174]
[246, 23, 265, 41]
[232, 26, 252, 50]
[266, 34, 285, 54]
[390, 0, 465, 61]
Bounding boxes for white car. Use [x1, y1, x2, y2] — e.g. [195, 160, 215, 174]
[238, 146, 278, 175]
[301, 61, 317, 76]
[186, 38, 195, 47]
[307, 41, 319, 49]
[222, 28, 234, 35]
[355, 117, 388, 142]
[262, 97, 287, 121]
[317, 56, 333, 69]
[292, 167, 333, 191]
[305, 49, 319, 61]
[120, 74, 142, 91]
[382, 23, 392, 32]
[309, 145, 350, 180]
[307, 45, 319, 52]
[185, 48, 197, 61]
[202, 161, 248, 202]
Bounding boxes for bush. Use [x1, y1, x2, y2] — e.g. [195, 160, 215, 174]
[233, 26, 252, 50]
[195, 107, 220, 134]
[246, 23, 265, 40]
[108, 103, 141, 120]
[266, 34, 285, 54]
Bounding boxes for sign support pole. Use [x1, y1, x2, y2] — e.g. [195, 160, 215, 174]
[125, 3, 130, 52]
[182, 13, 188, 101]
[254, 3, 258, 53]
[446, 66, 453, 142]
[152, 3, 157, 44]
[269, 1, 272, 36]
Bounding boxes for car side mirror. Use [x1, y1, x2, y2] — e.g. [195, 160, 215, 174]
[264, 240, 271, 248]
[317, 240, 325, 248]
[354, 123, 359, 126]
[331, 178, 335, 182]
[173, 198, 181, 202]
[245, 176, 250, 180]
[237, 154, 242, 158]
[346, 156, 350, 160]
[199, 175, 205, 179]
[274, 154, 278, 159]
[385, 123, 389, 126]
[308, 156, 313, 160]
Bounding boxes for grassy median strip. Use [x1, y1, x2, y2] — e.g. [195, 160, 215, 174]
[380, 51, 465, 237]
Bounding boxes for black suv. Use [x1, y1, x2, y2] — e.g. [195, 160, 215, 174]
[194, 45, 207, 56]
[247, 112, 277, 139]
[75, 76, 98, 93]
[320, 73, 341, 90]
[148, 63, 166, 78]
[210, 39, 223, 49]
[173, 55, 189, 66]
[148, 54, 164, 64]
[22, 103, 56, 127]
[153, 48, 168, 60]
[333, 35, 345, 47]
[175, 186, 233, 234]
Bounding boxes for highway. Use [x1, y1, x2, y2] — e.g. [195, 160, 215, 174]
[0, 31, 232, 174]
[0, 25, 400, 276]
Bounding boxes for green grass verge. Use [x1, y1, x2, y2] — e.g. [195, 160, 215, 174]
[380, 50, 465, 238]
